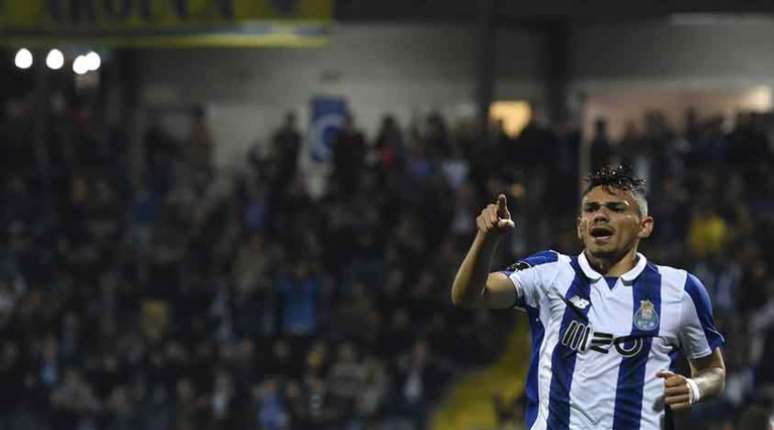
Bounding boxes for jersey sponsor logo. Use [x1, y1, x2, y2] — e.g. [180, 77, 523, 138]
[612, 337, 645, 357]
[633, 299, 659, 331]
[561, 321, 646, 358]
[561, 320, 592, 351]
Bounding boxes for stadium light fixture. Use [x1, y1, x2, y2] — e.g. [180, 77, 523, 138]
[72, 55, 89, 75]
[85, 51, 101, 71]
[46, 49, 64, 70]
[14, 48, 33, 69]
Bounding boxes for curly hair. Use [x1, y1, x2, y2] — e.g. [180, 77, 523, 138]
[583, 164, 648, 217]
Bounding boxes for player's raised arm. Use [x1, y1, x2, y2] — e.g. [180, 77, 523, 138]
[451, 194, 517, 309]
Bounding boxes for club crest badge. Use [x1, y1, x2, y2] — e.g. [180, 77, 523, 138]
[634, 299, 659, 331]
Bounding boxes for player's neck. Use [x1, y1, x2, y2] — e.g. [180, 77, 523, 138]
[584, 247, 638, 277]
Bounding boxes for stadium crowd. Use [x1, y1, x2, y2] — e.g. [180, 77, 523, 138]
[0, 94, 773, 430]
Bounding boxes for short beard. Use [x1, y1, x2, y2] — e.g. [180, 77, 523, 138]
[585, 238, 636, 272]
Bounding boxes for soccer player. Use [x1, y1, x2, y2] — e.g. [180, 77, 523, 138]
[451, 165, 726, 430]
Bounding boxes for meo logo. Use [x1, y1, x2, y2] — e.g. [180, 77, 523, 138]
[561, 321, 645, 358]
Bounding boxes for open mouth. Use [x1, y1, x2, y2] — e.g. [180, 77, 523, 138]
[590, 225, 615, 240]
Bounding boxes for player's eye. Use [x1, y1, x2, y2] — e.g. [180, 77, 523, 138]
[607, 203, 626, 212]
[583, 204, 599, 212]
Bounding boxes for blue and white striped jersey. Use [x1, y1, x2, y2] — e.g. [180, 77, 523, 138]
[503, 250, 725, 430]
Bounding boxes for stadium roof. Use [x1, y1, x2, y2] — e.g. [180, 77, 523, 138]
[335, 0, 774, 22]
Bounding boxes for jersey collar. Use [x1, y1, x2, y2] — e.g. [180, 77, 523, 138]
[578, 251, 648, 284]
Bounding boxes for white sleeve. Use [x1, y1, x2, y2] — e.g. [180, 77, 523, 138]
[499, 250, 561, 310]
[508, 267, 544, 310]
[678, 273, 726, 360]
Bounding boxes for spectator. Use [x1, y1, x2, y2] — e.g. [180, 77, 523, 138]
[276, 260, 321, 338]
[331, 113, 366, 194]
[271, 111, 302, 187]
[590, 117, 613, 170]
[189, 106, 215, 175]
[375, 114, 406, 173]
[736, 405, 772, 430]
[688, 204, 729, 258]
[255, 378, 289, 430]
[50, 368, 100, 430]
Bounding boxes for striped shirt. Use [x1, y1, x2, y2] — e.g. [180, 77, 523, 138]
[503, 250, 725, 430]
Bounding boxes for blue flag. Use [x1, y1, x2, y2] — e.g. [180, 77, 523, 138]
[309, 96, 347, 162]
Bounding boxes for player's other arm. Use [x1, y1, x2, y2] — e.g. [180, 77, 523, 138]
[689, 349, 726, 399]
[451, 194, 517, 309]
[659, 273, 726, 409]
[658, 349, 725, 410]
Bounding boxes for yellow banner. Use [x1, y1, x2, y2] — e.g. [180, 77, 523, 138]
[0, 0, 331, 47]
[1, 0, 331, 29]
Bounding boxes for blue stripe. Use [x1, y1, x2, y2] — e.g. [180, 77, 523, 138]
[501, 250, 560, 309]
[524, 305, 544, 429]
[500, 250, 560, 277]
[521, 250, 559, 267]
[547, 257, 590, 430]
[668, 349, 680, 372]
[612, 263, 662, 430]
[684, 273, 726, 351]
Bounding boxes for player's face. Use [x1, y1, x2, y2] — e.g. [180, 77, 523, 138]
[577, 186, 653, 258]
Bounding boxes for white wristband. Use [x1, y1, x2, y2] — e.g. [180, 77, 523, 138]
[686, 378, 701, 404]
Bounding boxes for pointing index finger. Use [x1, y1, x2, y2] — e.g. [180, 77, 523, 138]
[497, 194, 508, 216]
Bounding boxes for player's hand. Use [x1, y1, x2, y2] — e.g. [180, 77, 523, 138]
[657, 370, 693, 410]
[476, 194, 515, 239]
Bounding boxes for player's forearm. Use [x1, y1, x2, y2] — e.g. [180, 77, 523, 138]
[691, 366, 726, 400]
[687, 349, 726, 402]
[451, 232, 501, 308]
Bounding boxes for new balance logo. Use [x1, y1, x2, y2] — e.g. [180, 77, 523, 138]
[569, 295, 590, 309]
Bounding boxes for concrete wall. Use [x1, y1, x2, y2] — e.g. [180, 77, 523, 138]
[569, 17, 774, 139]
[137, 23, 546, 167]
[571, 16, 774, 90]
[136, 17, 774, 167]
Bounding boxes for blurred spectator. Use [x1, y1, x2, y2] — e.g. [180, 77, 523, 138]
[143, 117, 178, 195]
[424, 112, 452, 159]
[688, 204, 729, 258]
[174, 378, 197, 430]
[388, 339, 447, 429]
[271, 111, 302, 188]
[50, 368, 100, 430]
[255, 378, 289, 430]
[694, 253, 741, 315]
[375, 115, 406, 173]
[276, 260, 321, 337]
[0, 341, 23, 429]
[736, 405, 772, 430]
[751, 281, 774, 386]
[327, 342, 364, 421]
[331, 113, 366, 195]
[590, 117, 613, 170]
[189, 106, 214, 175]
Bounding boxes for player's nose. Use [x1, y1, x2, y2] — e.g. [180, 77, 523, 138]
[592, 210, 610, 223]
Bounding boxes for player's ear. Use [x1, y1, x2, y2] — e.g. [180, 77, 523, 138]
[576, 216, 583, 240]
[638, 215, 654, 239]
